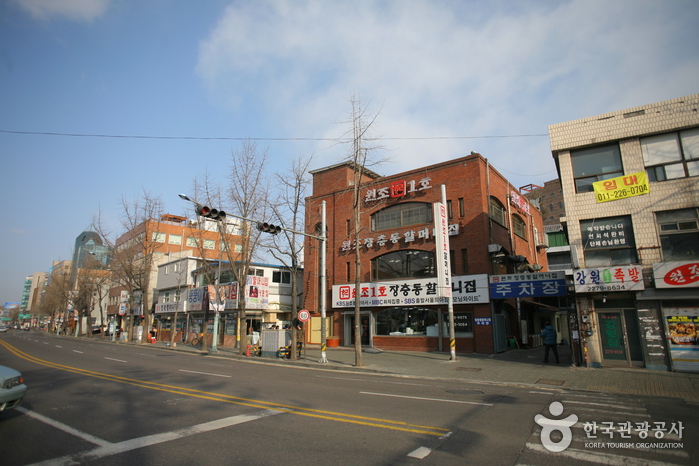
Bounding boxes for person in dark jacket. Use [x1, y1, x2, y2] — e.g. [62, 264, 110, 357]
[541, 321, 560, 363]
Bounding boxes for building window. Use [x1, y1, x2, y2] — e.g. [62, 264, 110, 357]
[375, 307, 438, 336]
[447, 200, 453, 219]
[371, 250, 435, 280]
[580, 215, 637, 267]
[163, 292, 170, 303]
[461, 249, 469, 274]
[169, 234, 182, 245]
[174, 290, 181, 302]
[203, 239, 215, 250]
[152, 232, 166, 243]
[458, 198, 465, 217]
[489, 197, 506, 227]
[186, 237, 198, 248]
[513, 215, 527, 239]
[371, 202, 432, 231]
[656, 208, 699, 261]
[346, 262, 351, 281]
[249, 268, 265, 277]
[272, 270, 291, 284]
[571, 143, 623, 193]
[642, 128, 699, 181]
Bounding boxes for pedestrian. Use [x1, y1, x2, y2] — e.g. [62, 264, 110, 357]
[541, 321, 560, 364]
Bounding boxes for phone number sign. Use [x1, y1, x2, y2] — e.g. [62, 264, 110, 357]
[574, 266, 645, 293]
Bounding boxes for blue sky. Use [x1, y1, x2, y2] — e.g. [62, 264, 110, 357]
[1, 0, 698, 305]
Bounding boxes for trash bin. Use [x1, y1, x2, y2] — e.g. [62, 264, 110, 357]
[327, 337, 339, 347]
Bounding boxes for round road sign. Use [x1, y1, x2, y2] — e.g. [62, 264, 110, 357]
[297, 310, 310, 322]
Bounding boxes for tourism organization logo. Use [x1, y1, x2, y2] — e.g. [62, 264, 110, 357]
[535, 402, 685, 452]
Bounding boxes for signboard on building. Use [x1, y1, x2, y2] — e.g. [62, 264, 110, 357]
[489, 272, 567, 298]
[332, 274, 489, 308]
[653, 261, 699, 289]
[341, 224, 459, 252]
[582, 216, 634, 250]
[365, 177, 432, 202]
[574, 265, 644, 293]
[433, 202, 452, 298]
[245, 275, 269, 310]
[155, 302, 182, 314]
[593, 171, 650, 203]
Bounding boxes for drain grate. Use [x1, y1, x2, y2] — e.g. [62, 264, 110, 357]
[453, 367, 482, 372]
[536, 378, 565, 386]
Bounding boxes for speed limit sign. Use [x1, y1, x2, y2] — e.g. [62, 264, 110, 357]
[297, 310, 310, 322]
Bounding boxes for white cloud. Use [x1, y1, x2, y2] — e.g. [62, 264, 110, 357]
[13, 0, 110, 22]
[196, 0, 699, 187]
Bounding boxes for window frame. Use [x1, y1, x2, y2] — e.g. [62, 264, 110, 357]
[643, 127, 699, 182]
[371, 249, 436, 281]
[489, 197, 506, 227]
[655, 208, 699, 261]
[512, 214, 527, 239]
[571, 143, 624, 193]
[371, 202, 433, 232]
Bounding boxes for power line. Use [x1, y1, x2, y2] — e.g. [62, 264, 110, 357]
[0, 129, 548, 142]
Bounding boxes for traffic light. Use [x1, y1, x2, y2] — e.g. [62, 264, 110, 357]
[256, 222, 281, 235]
[196, 205, 227, 221]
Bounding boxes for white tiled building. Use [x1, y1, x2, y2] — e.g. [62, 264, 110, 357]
[550, 94, 699, 371]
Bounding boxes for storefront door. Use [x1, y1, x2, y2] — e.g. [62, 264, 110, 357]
[349, 315, 370, 346]
[598, 310, 643, 366]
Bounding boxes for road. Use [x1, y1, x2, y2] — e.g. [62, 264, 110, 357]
[1, 331, 697, 465]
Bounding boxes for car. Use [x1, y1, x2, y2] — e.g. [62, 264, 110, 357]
[0, 365, 27, 413]
[0, 325, 7, 333]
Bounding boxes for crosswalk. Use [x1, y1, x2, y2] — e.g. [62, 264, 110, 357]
[516, 391, 692, 465]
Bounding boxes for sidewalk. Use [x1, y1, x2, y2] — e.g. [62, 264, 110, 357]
[137, 339, 699, 401]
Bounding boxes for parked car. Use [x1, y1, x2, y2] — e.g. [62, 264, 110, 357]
[0, 365, 27, 413]
[0, 325, 7, 333]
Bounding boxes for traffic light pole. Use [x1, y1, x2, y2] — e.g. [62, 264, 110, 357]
[178, 195, 328, 363]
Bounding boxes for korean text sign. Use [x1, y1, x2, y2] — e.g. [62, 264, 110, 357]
[593, 171, 650, 203]
[489, 272, 567, 298]
[574, 266, 644, 293]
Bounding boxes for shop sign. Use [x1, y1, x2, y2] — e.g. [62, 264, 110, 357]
[475, 317, 491, 326]
[653, 261, 699, 289]
[332, 274, 489, 308]
[582, 216, 634, 250]
[433, 202, 452, 298]
[574, 266, 644, 293]
[341, 224, 459, 252]
[510, 190, 530, 215]
[365, 177, 432, 202]
[489, 272, 567, 298]
[188, 287, 206, 311]
[155, 302, 181, 314]
[245, 275, 269, 310]
[593, 171, 650, 203]
[663, 308, 699, 373]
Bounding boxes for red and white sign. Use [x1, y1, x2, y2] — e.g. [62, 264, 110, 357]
[297, 310, 310, 322]
[433, 202, 452, 298]
[654, 261, 699, 288]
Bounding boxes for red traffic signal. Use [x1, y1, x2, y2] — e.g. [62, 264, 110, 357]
[256, 222, 281, 235]
[197, 205, 226, 221]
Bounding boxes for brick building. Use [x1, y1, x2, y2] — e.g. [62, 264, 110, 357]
[549, 93, 699, 371]
[303, 153, 551, 354]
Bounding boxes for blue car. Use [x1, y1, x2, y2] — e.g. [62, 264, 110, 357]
[0, 365, 27, 413]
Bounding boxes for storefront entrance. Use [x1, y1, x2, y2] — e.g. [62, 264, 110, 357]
[598, 309, 643, 367]
[349, 315, 370, 346]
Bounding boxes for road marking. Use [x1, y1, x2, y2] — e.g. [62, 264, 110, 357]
[407, 446, 432, 459]
[17, 407, 111, 447]
[179, 369, 231, 378]
[104, 357, 127, 363]
[26, 410, 282, 466]
[73, 350, 83, 354]
[318, 375, 442, 387]
[361, 391, 493, 406]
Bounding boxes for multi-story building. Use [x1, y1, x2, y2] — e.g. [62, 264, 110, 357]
[549, 93, 699, 371]
[106, 214, 243, 339]
[303, 154, 554, 354]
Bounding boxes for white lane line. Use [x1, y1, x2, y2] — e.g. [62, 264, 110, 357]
[529, 391, 556, 395]
[55, 346, 63, 348]
[73, 350, 83, 354]
[563, 400, 637, 410]
[17, 407, 111, 447]
[318, 375, 442, 387]
[27, 410, 282, 466]
[105, 357, 128, 363]
[179, 369, 231, 378]
[361, 391, 493, 406]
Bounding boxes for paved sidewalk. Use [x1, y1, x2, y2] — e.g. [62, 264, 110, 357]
[138, 339, 699, 401]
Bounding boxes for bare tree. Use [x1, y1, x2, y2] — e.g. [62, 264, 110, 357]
[268, 153, 313, 360]
[337, 93, 388, 367]
[38, 267, 72, 335]
[94, 189, 165, 343]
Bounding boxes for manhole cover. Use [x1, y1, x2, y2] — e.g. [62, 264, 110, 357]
[453, 367, 482, 372]
[536, 378, 565, 386]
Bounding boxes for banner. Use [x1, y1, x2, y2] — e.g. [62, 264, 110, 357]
[593, 171, 650, 203]
[663, 308, 699, 373]
[489, 272, 567, 298]
[433, 202, 452, 298]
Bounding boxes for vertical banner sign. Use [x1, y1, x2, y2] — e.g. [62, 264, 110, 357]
[433, 202, 452, 298]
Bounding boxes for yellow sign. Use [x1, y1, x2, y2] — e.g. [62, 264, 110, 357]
[593, 171, 650, 203]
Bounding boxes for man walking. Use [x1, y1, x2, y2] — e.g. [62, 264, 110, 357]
[541, 321, 560, 364]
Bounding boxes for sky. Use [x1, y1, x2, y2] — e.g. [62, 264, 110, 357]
[1, 0, 698, 305]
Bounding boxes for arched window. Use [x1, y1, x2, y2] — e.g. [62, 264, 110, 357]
[371, 250, 435, 280]
[371, 202, 432, 231]
[512, 214, 527, 239]
[489, 197, 506, 227]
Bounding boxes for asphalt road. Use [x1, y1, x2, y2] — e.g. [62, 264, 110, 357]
[1, 331, 697, 465]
